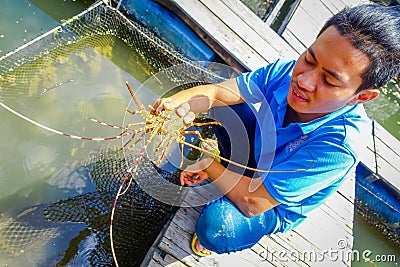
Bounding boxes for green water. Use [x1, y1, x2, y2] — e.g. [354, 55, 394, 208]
[352, 214, 399, 267]
[0, 0, 398, 266]
[0, 1, 161, 265]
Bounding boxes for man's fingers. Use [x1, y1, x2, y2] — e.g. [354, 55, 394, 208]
[152, 99, 194, 124]
[176, 102, 190, 117]
[153, 98, 178, 113]
[180, 172, 192, 186]
[183, 112, 195, 124]
[180, 172, 201, 186]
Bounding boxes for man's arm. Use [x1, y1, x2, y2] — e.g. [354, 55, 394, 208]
[181, 158, 280, 217]
[153, 78, 244, 114]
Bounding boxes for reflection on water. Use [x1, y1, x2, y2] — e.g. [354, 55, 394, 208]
[0, 0, 57, 56]
[352, 213, 399, 267]
[0, 41, 159, 198]
[364, 78, 400, 140]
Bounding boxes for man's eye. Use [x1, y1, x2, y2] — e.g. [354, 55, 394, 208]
[323, 77, 336, 87]
[304, 54, 313, 64]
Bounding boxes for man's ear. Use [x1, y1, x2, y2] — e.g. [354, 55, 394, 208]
[348, 89, 380, 105]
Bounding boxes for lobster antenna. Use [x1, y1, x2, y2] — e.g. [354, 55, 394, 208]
[125, 81, 145, 112]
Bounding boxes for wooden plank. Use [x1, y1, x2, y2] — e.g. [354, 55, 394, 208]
[294, 208, 354, 258]
[336, 172, 356, 203]
[322, 0, 369, 13]
[162, 0, 299, 71]
[374, 122, 400, 156]
[375, 153, 400, 190]
[319, 203, 353, 235]
[359, 132, 378, 176]
[149, 249, 188, 267]
[160, 219, 267, 267]
[280, 0, 370, 50]
[164, 0, 268, 70]
[147, 188, 355, 266]
[375, 137, 400, 175]
[198, 0, 282, 63]
[207, 247, 270, 267]
[277, 0, 301, 35]
[148, 258, 165, 267]
[282, 6, 321, 48]
[295, 184, 355, 251]
[155, 190, 354, 266]
[321, 0, 347, 13]
[357, 121, 400, 190]
[320, 0, 342, 14]
[281, 29, 307, 54]
[249, 244, 279, 267]
[297, 0, 334, 28]
[155, 1, 246, 72]
[169, 206, 199, 234]
[272, 232, 324, 262]
[159, 222, 205, 267]
[219, 0, 299, 59]
[322, 193, 355, 229]
[256, 235, 311, 266]
[183, 186, 215, 208]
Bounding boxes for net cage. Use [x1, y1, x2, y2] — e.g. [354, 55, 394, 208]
[0, 146, 186, 266]
[355, 165, 400, 247]
[0, 0, 230, 266]
[0, 0, 227, 99]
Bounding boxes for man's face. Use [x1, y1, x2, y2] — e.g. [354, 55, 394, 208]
[288, 26, 371, 122]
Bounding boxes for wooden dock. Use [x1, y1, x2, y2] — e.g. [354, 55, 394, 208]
[155, 0, 298, 72]
[142, 0, 400, 266]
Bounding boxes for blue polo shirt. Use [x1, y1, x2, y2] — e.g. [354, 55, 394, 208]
[236, 59, 371, 232]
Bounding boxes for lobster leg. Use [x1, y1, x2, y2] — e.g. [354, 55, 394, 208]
[182, 130, 205, 142]
[121, 125, 148, 150]
[127, 131, 147, 151]
[154, 135, 168, 155]
[157, 139, 173, 165]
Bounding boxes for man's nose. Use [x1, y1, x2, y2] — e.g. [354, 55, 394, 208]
[297, 72, 317, 91]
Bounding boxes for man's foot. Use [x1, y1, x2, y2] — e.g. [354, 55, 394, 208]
[191, 233, 212, 257]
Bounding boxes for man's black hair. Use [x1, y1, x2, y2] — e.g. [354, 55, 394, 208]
[319, 4, 400, 92]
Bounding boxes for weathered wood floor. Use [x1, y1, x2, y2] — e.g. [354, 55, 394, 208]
[143, 173, 357, 266]
[141, 0, 399, 266]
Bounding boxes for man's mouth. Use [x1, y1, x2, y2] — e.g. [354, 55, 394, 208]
[292, 83, 308, 102]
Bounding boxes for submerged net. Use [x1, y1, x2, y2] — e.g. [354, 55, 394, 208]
[0, 0, 228, 266]
[0, 213, 58, 256]
[44, 146, 184, 266]
[0, 146, 184, 266]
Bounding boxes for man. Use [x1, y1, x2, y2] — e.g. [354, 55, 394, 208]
[153, 4, 400, 256]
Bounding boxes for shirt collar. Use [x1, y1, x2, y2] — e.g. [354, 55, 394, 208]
[273, 81, 289, 105]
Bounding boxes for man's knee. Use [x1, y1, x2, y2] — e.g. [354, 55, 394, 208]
[194, 197, 280, 254]
[194, 197, 233, 253]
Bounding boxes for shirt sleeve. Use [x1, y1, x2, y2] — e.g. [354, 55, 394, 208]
[262, 138, 357, 205]
[236, 59, 296, 103]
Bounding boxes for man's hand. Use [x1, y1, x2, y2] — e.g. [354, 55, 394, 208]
[152, 98, 195, 124]
[180, 158, 214, 186]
